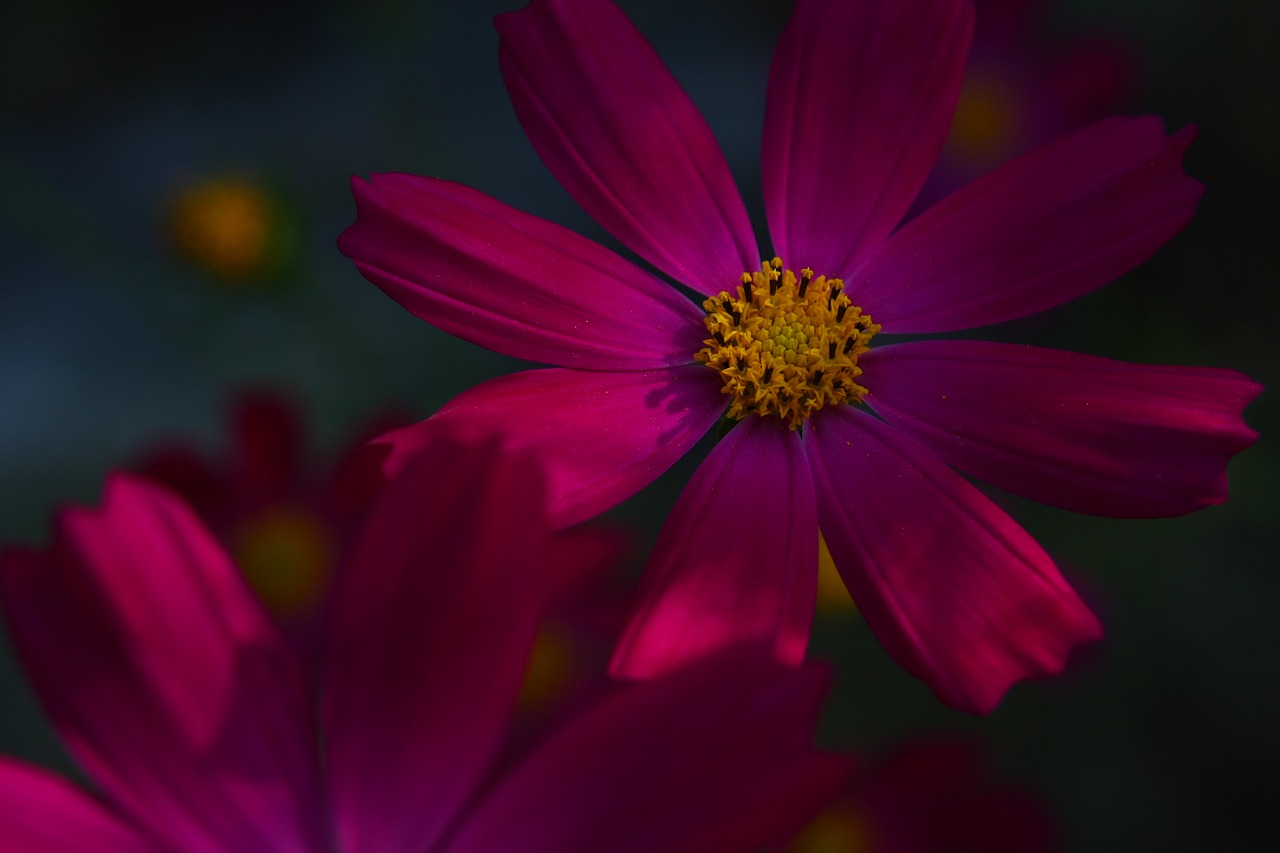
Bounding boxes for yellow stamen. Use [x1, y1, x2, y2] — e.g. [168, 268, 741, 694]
[695, 258, 879, 429]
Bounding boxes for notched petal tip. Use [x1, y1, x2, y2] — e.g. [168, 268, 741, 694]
[950, 605, 1104, 716]
[806, 408, 1107, 716]
[864, 343, 1263, 520]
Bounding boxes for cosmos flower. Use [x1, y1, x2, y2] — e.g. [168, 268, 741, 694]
[339, 0, 1260, 712]
[132, 389, 633, 705]
[0, 425, 847, 852]
[133, 390, 404, 625]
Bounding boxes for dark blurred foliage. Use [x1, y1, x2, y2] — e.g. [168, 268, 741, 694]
[2, 1, 1277, 850]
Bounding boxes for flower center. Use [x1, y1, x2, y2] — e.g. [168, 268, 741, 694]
[695, 258, 879, 429]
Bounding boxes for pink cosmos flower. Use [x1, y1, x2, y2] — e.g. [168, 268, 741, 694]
[0, 425, 847, 851]
[134, 390, 406, 627]
[338, 0, 1261, 712]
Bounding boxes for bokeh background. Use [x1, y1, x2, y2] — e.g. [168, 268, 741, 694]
[2, 0, 1276, 850]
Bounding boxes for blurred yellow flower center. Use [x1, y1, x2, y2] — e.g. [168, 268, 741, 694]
[948, 72, 1018, 166]
[232, 506, 332, 617]
[787, 805, 873, 853]
[517, 623, 580, 713]
[696, 258, 879, 429]
[169, 177, 273, 282]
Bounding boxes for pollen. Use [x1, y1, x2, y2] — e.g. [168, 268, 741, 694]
[695, 258, 879, 429]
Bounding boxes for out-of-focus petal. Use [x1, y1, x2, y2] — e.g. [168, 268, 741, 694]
[0, 476, 324, 852]
[131, 446, 224, 519]
[848, 739, 1057, 853]
[496, 0, 758, 295]
[230, 391, 302, 501]
[764, 0, 972, 276]
[863, 340, 1261, 517]
[340, 174, 706, 370]
[609, 418, 817, 678]
[376, 366, 725, 529]
[804, 408, 1101, 713]
[316, 406, 411, 523]
[445, 651, 849, 853]
[0, 759, 153, 853]
[544, 522, 633, 605]
[854, 118, 1202, 332]
[324, 425, 550, 853]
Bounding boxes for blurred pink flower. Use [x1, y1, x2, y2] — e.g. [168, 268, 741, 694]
[133, 389, 636, 707]
[514, 520, 636, 722]
[134, 390, 406, 626]
[922, 0, 1136, 200]
[339, 0, 1260, 712]
[0, 426, 847, 852]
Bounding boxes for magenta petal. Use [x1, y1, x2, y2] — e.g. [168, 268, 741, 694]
[764, 0, 973, 276]
[445, 652, 849, 853]
[0, 476, 324, 851]
[340, 174, 705, 370]
[324, 426, 549, 853]
[496, 0, 758, 295]
[804, 408, 1102, 713]
[863, 341, 1261, 517]
[855, 117, 1203, 332]
[610, 418, 817, 679]
[377, 366, 725, 529]
[0, 759, 150, 852]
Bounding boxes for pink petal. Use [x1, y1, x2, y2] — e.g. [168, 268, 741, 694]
[0, 476, 325, 851]
[609, 417, 817, 679]
[496, 0, 759, 296]
[376, 366, 725, 529]
[340, 173, 705, 370]
[854, 117, 1203, 332]
[763, 0, 973, 276]
[804, 408, 1102, 713]
[863, 340, 1261, 517]
[445, 651, 849, 853]
[0, 759, 151, 852]
[323, 425, 550, 853]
